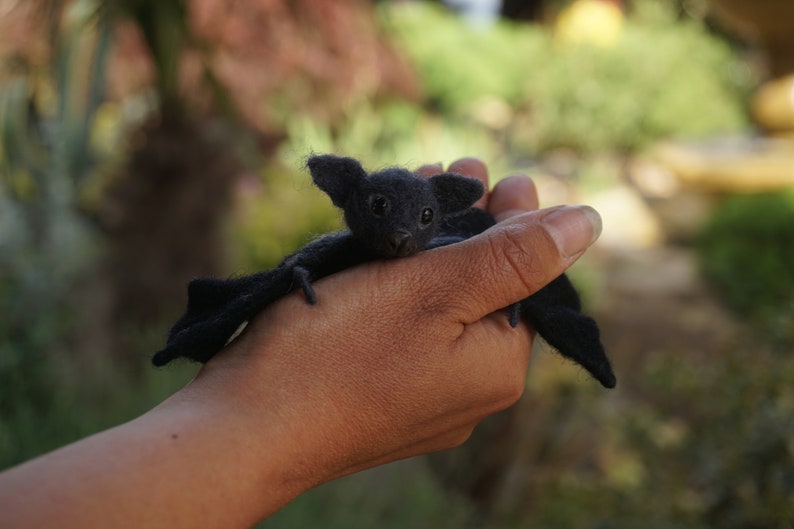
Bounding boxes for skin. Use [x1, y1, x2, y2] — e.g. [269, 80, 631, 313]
[0, 159, 601, 529]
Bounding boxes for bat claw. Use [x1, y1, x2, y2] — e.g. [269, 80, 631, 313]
[293, 266, 316, 304]
[508, 303, 521, 328]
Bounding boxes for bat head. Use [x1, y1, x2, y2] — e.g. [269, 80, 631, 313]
[308, 154, 484, 258]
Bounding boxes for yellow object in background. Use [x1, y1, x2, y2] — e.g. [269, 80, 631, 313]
[555, 0, 624, 47]
[751, 74, 794, 135]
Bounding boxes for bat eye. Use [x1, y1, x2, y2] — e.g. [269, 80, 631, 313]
[420, 207, 434, 226]
[369, 194, 389, 217]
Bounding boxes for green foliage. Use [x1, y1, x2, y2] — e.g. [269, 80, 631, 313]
[231, 164, 341, 273]
[279, 99, 505, 173]
[506, 340, 794, 528]
[0, 0, 151, 469]
[383, 3, 547, 112]
[524, 16, 750, 153]
[698, 191, 794, 323]
[383, 0, 752, 155]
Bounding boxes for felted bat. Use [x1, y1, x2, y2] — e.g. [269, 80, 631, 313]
[152, 155, 616, 389]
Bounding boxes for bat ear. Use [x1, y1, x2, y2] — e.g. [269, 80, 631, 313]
[429, 173, 485, 216]
[307, 154, 368, 208]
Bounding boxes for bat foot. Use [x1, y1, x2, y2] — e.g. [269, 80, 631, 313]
[293, 266, 317, 304]
[303, 285, 317, 305]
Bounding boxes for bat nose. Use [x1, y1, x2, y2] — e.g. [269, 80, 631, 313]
[386, 231, 415, 257]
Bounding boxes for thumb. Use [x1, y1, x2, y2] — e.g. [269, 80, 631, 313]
[419, 205, 602, 324]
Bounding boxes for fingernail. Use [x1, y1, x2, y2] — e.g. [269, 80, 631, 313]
[542, 205, 602, 259]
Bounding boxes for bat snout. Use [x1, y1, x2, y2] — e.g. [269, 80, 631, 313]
[385, 231, 416, 257]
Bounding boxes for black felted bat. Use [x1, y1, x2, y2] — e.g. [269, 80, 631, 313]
[152, 155, 616, 389]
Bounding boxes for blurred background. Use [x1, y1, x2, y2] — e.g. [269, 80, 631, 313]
[2, 0, 794, 526]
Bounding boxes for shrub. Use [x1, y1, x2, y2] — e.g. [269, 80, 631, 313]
[698, 190, 794, 324]
[383, 0, 753, 155]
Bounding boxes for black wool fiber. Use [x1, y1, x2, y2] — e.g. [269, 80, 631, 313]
[152, 155, 616, 389]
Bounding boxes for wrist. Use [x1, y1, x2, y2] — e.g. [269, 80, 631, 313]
[157, 361, 321, 523]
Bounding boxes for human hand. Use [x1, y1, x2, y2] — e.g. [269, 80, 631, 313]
[187, 158, 601, 489]
[0, 159, 601, 529]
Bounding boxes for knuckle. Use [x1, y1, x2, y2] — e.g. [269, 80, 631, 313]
[448, 427, 476, 449]
[482, 364, 528, 414]
[399, 257, 464, 322]
[498, 378, 526, 410]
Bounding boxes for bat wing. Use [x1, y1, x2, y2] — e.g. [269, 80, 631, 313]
[153, 233, 371, 366]
[153, 270, 290, 365]
[522, 298, 616, 388]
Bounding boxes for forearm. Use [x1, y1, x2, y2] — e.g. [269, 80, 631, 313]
[0, 376, 308, 529]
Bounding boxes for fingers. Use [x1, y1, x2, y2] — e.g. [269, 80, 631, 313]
[411, 205, 602, 326]
[489, 175, 539, 221]
[415, 163, 443, 177]
[416, 158, 489, 181]
[416, 160, 538, 218]
[446, 158, 488, 180]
